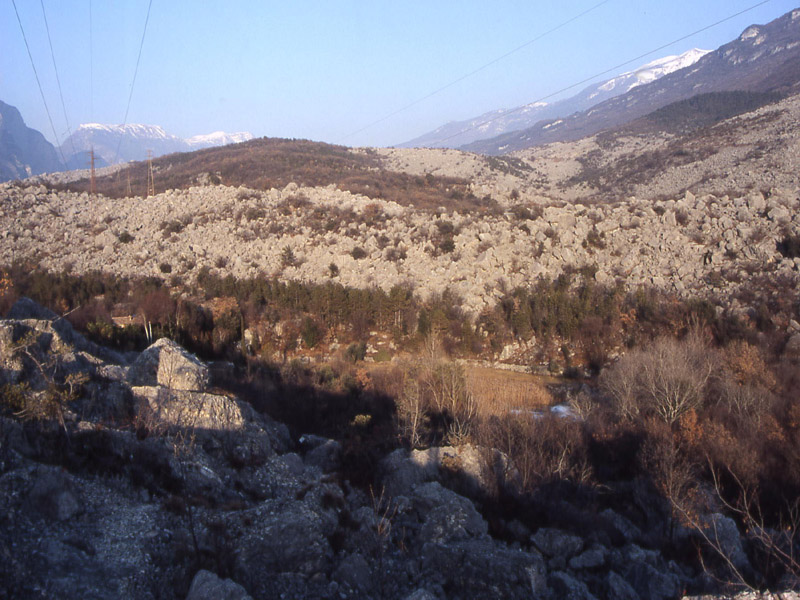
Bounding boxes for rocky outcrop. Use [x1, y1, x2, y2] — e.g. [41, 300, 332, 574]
[132, 386, 248, 431]
[129, 338, 210, 391]
[380, 444, 521, 499]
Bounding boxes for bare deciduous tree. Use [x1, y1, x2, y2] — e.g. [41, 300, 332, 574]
[394, 362, 426, 448]
[393, 335, 477, 446]
[601, 333, 719, 425]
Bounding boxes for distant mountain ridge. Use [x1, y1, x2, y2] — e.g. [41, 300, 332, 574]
[464, 8, 800, 154]
[0, 101, 256, 181]
[399, 48, 710, 149]
[60, 124, 254, 168]
[0, 100, 63, 182]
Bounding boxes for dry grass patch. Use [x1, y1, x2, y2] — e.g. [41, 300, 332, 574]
[465, 366, 553, 418]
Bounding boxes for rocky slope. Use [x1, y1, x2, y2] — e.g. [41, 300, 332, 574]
[379, 91, 800, 204]
[1, 298, 795, 599]
[2, 175, 797, 318]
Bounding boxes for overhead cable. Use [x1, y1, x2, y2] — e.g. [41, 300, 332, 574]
[40, 0, 77, 159]
[11, 0, 68, 166]
[113, 0, 154, 165]
[338, 0, 614, 144]
[430, 0, 774, 147]
[89, 0, 94, 121]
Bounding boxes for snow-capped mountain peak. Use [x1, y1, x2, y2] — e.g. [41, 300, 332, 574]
[186, 131, 254, 148]
[61, 124, 255, 166]
[76, 123, 175, 141]
[401, 47, 710, 149]
[597, 48, 711, 95]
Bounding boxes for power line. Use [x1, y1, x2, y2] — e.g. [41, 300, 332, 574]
[338, 0, 614, 144]
[89, 0, 93, 122]
[430, 0, 774, 147]
[40, 0, 77, 160]
[11, 0, 67, 167]
[113, 0, 154, 165]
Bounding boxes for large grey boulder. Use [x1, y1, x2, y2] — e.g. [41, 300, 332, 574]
[186, 570, 252, 600]
[599, 508, 642, 544]
[7, 296, 58, 320]
[380, 444, 521, 499]
[625, 560, 681, 600]
[403, 590, 438, 600]
[569, 545, 607, 570]
[379, 448, 427, 496]
[785, 332, 800, 357]
[699, 513, 750, 572]
[6, 297, 124, 364]
[300, 434, 342, 473]
[331, 552, 372, 594]
[420, 539, 547, 598]
[531, 527, 584, 559]
[129, 338, 209, 391]
[0, 322, 24, 384]
[27, 465, 83, 521]
[412, 481, 488, 544]
[234, 500, 336, 579]
[132, 386, 246, 431]
[548, 571, 599, 600]
[605, 571, 640, 600]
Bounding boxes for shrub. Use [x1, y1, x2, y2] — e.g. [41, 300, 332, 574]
[118, 231, 134, 243]
[583, 226, 606, 250]
[243, 206, 266, 221]
[421, 354, 476, 444]
[385, 247, 406, 262]
[777, 234, 800, 259]
[374, 348, 392, 362]
[435, 220, 455, 236]
[281, 246, 297, 267]
[328, 263, 339, 277]
[300, 316, 323, 348]
[346, 342, 367, 363]
[351, 247, 368, 260]
[159, 263, 172, 274]
[601, 333, 719, 424]
[160, 220, 185, 235]
[0, 383, 31, 415]
[361, 203, 384, 225]
[477, 413, 589, 489]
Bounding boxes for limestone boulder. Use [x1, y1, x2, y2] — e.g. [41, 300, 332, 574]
[129, 338, 210, 391]
[132, 386, 245, 430]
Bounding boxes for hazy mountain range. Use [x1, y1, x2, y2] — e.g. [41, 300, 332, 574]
[0, 100, 64, 181]
[400, 48, 710, 149]
[0, 109, 253, 182]
[464, 9, 800, 154]
[59, 124, 254, 170]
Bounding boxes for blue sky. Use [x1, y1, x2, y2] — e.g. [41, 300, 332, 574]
[1, 1, 797, 148]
